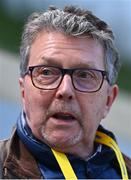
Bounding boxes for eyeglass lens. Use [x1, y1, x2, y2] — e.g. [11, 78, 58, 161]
[30, 66, 104, 92]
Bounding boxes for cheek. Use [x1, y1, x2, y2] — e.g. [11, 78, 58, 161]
[80, 92, 107, 126]
[23, 88, 54, 124]
[92, 94, 107, 119]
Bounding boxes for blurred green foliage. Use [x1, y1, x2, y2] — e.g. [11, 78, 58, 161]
[0, 7, 131, 93]
[0, 7, 23, 53]
[118, 62, 131, 94]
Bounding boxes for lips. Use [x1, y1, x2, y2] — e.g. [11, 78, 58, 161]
[52, 112, 76, 121]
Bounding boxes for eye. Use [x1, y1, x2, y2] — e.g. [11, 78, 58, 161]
[78, 71, 88, 78]
[41, 68, 53, 76]
[75, 70, 95, 79]
[37, 67, 60, 77]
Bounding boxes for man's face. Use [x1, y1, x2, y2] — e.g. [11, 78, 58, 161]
[20, 31, 118, 156]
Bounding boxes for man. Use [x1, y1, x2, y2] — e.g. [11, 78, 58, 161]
[0, 5, 131, 179]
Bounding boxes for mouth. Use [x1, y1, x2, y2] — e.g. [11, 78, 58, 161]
[52, 113, 76, 121]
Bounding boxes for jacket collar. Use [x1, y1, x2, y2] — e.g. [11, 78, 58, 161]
[3, 127, 41, 179]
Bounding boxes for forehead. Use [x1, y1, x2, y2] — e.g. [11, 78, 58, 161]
[29, 31, 105, 69]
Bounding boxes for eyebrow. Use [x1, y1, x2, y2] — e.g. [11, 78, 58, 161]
[41, 56, 98, 69]
[41, 57, 61, 66]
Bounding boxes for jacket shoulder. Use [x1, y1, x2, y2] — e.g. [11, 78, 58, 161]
[0, 139, 10, 160]
[0, 139, 10, 178]
[123, 154, 131, 178]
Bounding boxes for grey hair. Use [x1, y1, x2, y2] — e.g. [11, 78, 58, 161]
[20, 5, 120, 85]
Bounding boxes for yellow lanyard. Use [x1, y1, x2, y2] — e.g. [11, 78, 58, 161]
[95, 131, 128, 180]
[51, 130, 128, 180]
[51, 148, 77, 179]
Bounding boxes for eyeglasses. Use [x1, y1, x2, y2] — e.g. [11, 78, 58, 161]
[24, 65, 108, 93]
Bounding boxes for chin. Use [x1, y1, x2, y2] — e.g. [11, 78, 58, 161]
[41, 128, 83, 149]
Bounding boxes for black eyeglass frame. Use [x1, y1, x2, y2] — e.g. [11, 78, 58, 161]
[24, 65, 108, 93]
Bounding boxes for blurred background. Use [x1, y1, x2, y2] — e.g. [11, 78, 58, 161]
[0, 0, 131, 157]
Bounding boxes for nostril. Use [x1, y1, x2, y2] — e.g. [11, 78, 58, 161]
[56, 93, 73, 100]
[69, 95, 73, 100]
[58, 94, 63, 99]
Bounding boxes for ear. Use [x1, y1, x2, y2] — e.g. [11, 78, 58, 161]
[103, 84, 119, 118]
[19, 77, 24, 98]
[19, 77, 26, 111]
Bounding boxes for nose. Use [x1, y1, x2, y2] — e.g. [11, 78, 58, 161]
[55, 75, 75, 100]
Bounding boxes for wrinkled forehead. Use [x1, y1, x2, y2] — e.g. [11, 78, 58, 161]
[29, 31, 105, 69]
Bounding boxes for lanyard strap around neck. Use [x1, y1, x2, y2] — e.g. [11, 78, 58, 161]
[51, 148, 77, 179]
[51, 130, 128, 180]
[95, 131, 128, 180]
